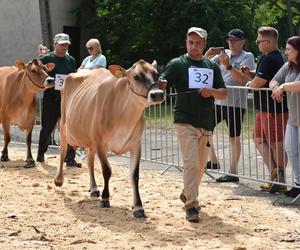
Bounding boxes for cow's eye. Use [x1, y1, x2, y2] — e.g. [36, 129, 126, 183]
[134, 75, 140, 81]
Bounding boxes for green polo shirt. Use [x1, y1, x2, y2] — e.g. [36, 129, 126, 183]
[160, 54, 225, 131]
[40, 51, 76, 101]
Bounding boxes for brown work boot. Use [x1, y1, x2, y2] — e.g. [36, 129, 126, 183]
[260, 169, 277, 191]
[270, 169, 286, 194]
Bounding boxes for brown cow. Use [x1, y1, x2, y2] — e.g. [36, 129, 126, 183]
[0, 59, 55, 167]
[54, 60, 166, 218]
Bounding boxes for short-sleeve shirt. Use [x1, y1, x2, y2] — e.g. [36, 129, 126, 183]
[253, 50, 288, 113]
[40, 51, 76, 101]
[160, 53, 225, 131]
[212, 50, 256, 109]
[81, 54, 107, 70]
[273, 62, 300, 126]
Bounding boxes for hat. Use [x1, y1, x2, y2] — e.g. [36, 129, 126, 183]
[226, 29, 246, 39]
[54, 33, 71, 44]
[187, 27, 207, 40]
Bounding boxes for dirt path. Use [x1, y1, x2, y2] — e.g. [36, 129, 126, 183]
[0, 148, 300, 249]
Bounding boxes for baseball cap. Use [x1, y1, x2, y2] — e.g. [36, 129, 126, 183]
[187, 27, 207, 40]
[226, 29, 246, 39]
[54, 33, 71, 44]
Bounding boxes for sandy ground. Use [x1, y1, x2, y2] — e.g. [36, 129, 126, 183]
[0, 146, 300, 250]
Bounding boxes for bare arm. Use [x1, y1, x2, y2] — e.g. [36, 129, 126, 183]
[247, 76, 268, 89]
[200, 87, 227, 99]
[219, 51, 251, 84]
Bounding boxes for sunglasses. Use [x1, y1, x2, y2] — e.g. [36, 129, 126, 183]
[87, 47, 94, 51]
[256, 40, 269, 45]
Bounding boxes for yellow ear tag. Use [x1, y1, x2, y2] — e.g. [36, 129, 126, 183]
[115, 69, 124, 78]
[108, 65, 125, 78]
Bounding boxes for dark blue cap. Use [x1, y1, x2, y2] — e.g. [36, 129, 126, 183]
[226, 29, 246, 39]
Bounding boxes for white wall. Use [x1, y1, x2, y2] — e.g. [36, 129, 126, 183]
[49, 0, 81, 36]
[0, 0, 42, 66]
[0, 0, 82, 66]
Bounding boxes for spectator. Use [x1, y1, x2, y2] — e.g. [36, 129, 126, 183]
[77, 38, 106, 71]
[205, 29, 255, 182]
[247, 27, 288, 193]
[270, 36, 300, 198]
[37, 44, 49, 57]
[36, 33, 81, 167]
[160, 27, 226, 222]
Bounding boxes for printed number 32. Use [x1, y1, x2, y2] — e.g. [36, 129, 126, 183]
[195, 73, 208, 84]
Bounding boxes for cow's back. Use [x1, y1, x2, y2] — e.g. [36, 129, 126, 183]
[62, 68, 116, 147]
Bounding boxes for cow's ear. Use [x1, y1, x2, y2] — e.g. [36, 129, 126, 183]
[15, 60, 26, 71]
[108, 65, 127, 78]
[152, 60, 158, 69]
[46, 63, 55, 72]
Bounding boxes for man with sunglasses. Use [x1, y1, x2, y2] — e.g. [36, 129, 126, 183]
[247, 27, 288, 193]
[36, 33, 81, 168]
[205, 29, 255, 182]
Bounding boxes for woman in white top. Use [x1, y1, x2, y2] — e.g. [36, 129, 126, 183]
[78, 38, 107, 71]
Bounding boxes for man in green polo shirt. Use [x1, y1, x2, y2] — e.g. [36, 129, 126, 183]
[37, 33, 81, 167]
[160, 27, 226, 223]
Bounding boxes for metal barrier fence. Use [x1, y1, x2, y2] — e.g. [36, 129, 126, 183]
[1, 87, 299, 202]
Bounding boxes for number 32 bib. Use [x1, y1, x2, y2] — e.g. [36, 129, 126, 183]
[188, 67, 213, 89]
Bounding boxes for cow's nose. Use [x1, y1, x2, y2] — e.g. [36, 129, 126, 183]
[47, 77, 55, 83]
[149, 91, 164, 102]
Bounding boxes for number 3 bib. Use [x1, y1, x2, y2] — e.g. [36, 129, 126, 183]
[188, 67, 213, 89]
[55, 74, 67, 90]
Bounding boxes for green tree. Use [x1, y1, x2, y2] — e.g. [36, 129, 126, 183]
[74, 0, 260, 65]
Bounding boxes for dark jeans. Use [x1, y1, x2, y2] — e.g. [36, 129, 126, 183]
[37, 96, 75, 160]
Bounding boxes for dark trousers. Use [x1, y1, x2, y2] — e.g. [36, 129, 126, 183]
[37, 96, 76, 160]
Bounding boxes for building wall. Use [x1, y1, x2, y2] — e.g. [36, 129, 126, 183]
[48, 0, 81, 36]
[0, 0, 81, 66]
[0, 0, 42, 66]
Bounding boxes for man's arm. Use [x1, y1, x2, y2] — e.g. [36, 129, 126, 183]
[247, 76, 268, 89]
[200, 87, 227, 99]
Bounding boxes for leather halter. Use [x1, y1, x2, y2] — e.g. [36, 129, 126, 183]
[25, 71, 46, 89]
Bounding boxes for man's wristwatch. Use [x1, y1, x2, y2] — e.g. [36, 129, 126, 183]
[226, 64, 233, 71]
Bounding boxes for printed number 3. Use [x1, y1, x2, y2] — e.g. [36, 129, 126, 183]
[195, 72, 208, 84]
[58, 78, 64, 87]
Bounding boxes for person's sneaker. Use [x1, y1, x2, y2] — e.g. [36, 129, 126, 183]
[269, 184, 287, 194]
[285, 187, 300, 198]
[186, 207, 200, 223]
[66, 158, 82, 168]
[216, 175, 239, 183]
[36, 154, 45, 163]
[206, 161, 220, 170]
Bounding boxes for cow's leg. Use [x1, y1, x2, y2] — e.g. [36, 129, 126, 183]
[87, 148, 100, 197]
[1, 122, 10, 162]
[97, 146, 111, 208]
[130, 144, 146, 218]
[54, 126, 67, 187]
[24, 126, 35, 168]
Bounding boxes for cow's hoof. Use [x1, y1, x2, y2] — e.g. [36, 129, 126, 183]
[24, 160, 36, 168]
[54, 177, 64, 187]
[100, 199, 110, 208]
[133, 209, 146, 218]
[0, 155, 9, 162]
[90, 190, 100, 197]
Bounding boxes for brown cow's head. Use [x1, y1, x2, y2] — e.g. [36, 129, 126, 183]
[109, 60, 166, 105]
[16, 59, 55, 90]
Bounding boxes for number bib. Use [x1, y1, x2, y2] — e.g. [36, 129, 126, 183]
[188, 67, 213, 89]
[55, 74, 67, 90]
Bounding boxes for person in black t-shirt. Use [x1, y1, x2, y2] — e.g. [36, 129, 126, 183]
[247, 27, 288, 193]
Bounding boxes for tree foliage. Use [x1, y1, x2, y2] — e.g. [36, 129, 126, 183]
[73, 0, 298, 66]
